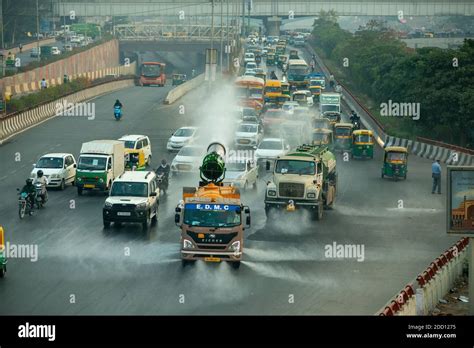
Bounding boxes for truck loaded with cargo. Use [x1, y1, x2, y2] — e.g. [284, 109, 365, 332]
[75, 140, 125, 195]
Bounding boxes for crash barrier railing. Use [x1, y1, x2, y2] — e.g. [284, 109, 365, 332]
[377, 237, 469, 316]
[163, 73, 205, 105]
[0, 77, 135, 145]
[305, 44, 474, 164]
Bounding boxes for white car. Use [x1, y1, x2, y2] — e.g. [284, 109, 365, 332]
[171, 145, 205, 175]
[167, 127, 199, 151]
[245, 61, 257, 70]
[224, 159, 258, 190]
[235, 122, 263, 148]
[244, 69, 256, 77]
[254, 138, 290, 164]
[118, 134, 152, 165]
[282, 101, 300, 113]
[30, 153, 77, 190]
[51, 47, 61, 55]
[64, 44, 73, 52]
[244, 52, 255, 64]
[102, 170, 160, 230]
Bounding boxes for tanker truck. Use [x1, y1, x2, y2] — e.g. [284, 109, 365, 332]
[174, 143, 251, 269]
[264, 144, 337, 221]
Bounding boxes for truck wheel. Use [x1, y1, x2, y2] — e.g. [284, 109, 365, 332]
[326, 186, 336, 210]
[60, 179, 65, 190]
[151, 206, 158, 223]
[231, 261, 241, 269]
[313, 197, 323, 221]
[77, 187, 83, 196]
[103, 220, 110, 229]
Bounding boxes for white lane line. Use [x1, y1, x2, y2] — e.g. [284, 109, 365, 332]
[386, 208, 439, 213]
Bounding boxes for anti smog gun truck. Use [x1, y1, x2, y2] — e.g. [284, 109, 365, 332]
[175, 143, 251, 269]
[264, 144, 337, 221]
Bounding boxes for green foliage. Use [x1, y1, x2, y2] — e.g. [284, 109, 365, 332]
[311, 16, 474, 147]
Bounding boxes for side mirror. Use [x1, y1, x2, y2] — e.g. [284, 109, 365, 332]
[32, 163, 36, 167]
[244, 207, 250, 214]
[175, 207, 182, 213]
[150, 191, 157, 197]
[73, 164, 77, 168]
[265, 161, 270, 171]
[246, 216, 251, 227]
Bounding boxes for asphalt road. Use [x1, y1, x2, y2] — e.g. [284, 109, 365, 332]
[0, 54, 460, 315]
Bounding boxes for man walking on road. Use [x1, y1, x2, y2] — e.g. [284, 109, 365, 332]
[19, 43, 23, 53]
[40, 78, 47, 89]
[432, 159, 442, 194]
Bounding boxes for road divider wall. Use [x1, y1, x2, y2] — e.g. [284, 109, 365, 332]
[0, 78, 135, 145]
[377, 237, 469, 316]
[163, 73, 205, 104]
[306, 44, 474, 165]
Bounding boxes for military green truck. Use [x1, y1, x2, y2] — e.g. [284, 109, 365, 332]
[264, 144, 337, 220]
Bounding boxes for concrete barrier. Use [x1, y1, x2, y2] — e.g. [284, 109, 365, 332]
[305, 44, 474, 165]
[378, 238, 469, 316]
[0, 78, 135, 145]
[163, 73, 205, 105]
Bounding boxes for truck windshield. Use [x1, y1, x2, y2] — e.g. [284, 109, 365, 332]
[288, 67, 307, 75]
[184, 204, 241, 227]
[321, 105, 340, 113]
[276, 160, 315, 175]
[141, 64, 161, 77]
[111, 182, 148, 197]
[36, 157, 63, 169]
[77, 156, 107, 170]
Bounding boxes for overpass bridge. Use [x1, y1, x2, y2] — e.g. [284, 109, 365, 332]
[56, 0, 474, 18]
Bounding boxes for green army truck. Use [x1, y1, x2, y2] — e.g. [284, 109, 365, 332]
[264, 144, 337, 220]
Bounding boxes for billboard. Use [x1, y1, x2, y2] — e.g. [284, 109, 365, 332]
[447, 166, 474, 235]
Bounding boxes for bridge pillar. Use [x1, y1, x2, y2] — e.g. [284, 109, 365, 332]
[265, 16, 281, 37]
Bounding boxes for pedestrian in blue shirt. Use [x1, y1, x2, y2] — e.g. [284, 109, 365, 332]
[432, 159, 441, 194]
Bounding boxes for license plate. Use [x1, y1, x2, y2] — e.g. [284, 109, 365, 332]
[84, 184, 95, 188]
[117, 212, 131, 216]
[204, 257, 221, 262]
[287, 205, 296, 211]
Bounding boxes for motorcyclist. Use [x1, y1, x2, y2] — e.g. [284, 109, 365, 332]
[34, 170, 48, 203]
[350, 110, 361, 128]
[20, 178, 36, 210]
[329, 74, 335, 88]
[155, 159, 170, 192]
[114, 99, 123, 109]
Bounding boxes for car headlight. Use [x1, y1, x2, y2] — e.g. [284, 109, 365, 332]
[267, 190, 277, 197]
[307, 192, 316, 199]
[99, 178, 104, 183]
[104, 201, 113, 208]
[183, 239, 195, 249]
[230, 241, 241, 252]
[76, 177, 82, 182]
[136, 202, 147, 210]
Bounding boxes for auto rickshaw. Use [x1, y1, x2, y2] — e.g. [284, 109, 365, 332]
[125, 149, 147, 171]
[312, 128, 334, 149]
[351, 129, 374, 159]
[281, 81, 290, 96]
[381, 146, 408, 180]
[334, 123, 353, 152]
[172, 74, 187, 86]
[266, 53, 276, 66]
[276, 45, 285, 56]
[0, 226, 7, 278]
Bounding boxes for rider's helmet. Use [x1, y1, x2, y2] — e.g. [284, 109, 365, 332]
[37, 170, 44, 178]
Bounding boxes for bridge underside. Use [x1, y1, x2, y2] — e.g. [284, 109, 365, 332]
[56, 1, 474, 17]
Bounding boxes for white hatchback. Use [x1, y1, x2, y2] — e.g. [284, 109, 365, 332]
[224, 159, 259, 190]
[167, 127, 199, 151]
[30, 153, 77, 190]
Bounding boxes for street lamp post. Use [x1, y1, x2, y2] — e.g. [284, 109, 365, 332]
[220, 0, 223, 74]
[36, 0, 40, 62]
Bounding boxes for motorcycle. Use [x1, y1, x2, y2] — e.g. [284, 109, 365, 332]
[352, 119, 361, 130]
[156, 173, 169, 195]
[34, 183, 47, 208]
[114, 106, 122, 121]
[17, 190, 34, 219]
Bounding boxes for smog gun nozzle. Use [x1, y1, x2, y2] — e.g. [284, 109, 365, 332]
[199, 142, 227, 184]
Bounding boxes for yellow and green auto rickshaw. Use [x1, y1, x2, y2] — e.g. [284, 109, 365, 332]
[381, 146, 408, 180]
[281, 81, 290, 96]
[266, 53, 276, 66]
[312, 128, 334, 149]
[0, 226, 7, 278]
[276, 45, 285, 56]
[172, 74, 187, 85]
[334, 123, 353, 152]
[351, 129, 374, 159]
[125, 149, 147, 171]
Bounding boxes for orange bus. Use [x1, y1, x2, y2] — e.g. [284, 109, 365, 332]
[139, 62, 166, 86]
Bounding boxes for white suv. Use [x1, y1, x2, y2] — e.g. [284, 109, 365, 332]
[31, 153, 77, 190]
[103, 171, 160, 230]
[118, 135, 152, 165]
